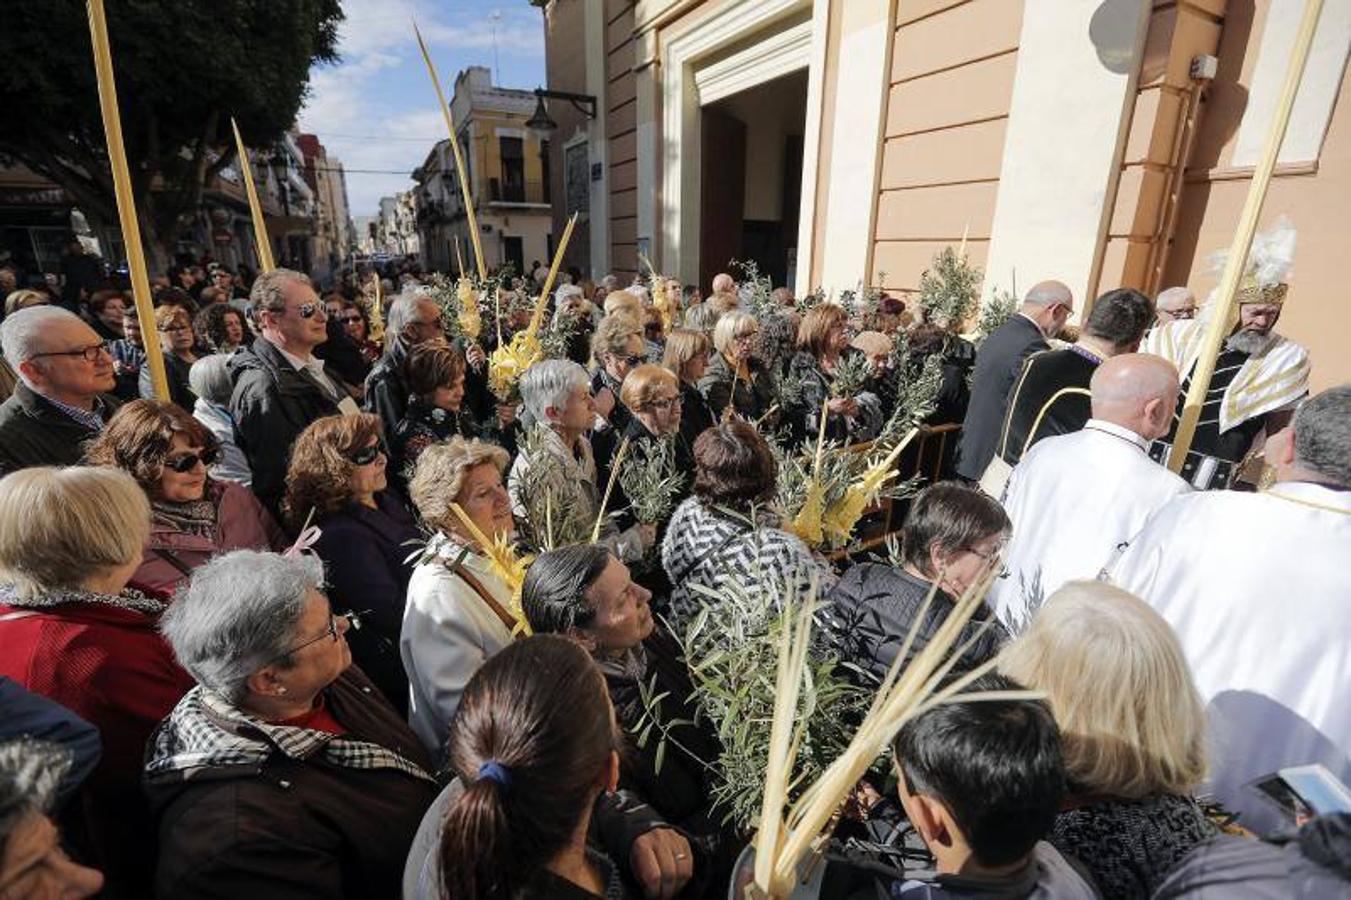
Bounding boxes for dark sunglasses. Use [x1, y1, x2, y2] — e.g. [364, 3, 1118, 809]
[164, 447, 219, 473]
[338, 314, 363, 324]
[295, 303, 324, 319]
[348, 443, 386, 466]
[616, 353, 644, 367]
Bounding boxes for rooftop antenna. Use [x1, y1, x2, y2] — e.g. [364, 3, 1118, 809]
[490, 10, 502, 84]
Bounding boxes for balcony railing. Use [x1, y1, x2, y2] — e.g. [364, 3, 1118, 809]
[487, 178, 549, 205]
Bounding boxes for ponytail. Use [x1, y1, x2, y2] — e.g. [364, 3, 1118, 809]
[438, 777, 514, 899]
[438, 635, 616, 900]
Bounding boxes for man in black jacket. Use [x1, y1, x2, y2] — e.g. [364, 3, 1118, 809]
[955, 281, 1073, 480]
[0, 306, 121, 475]
[995, 287, 1154, 468]
[229, 269, 347, 512]
[363, 291, 443, 439]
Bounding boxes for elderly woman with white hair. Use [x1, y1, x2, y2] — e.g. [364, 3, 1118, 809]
[998, 581, 1217, 900]
[401, 436, 522, 763]
[147, 548, 438, 899]
[697, 310, 777, 423]
[507, 360, 652, 564]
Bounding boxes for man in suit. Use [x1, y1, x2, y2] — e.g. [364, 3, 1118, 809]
[994, 287, 1155, 468]
[955, 281, 1073, 481]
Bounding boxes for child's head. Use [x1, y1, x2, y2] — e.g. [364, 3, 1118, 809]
[892, 674, 1065, 871]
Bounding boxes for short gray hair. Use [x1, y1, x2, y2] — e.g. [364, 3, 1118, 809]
[1023, 281, 1072, 310]
[248, 268, 310, 315]
[386, 291, 436, 338]
[0, 738, 69, 845]
[161, 549, 324, 703]
[1293, 385, 1351, 487]
[1155, 286, 1194, 311]
[0, 305, 82, 366]
[520, 359, 589, 427]
[188, 354, 233, 406]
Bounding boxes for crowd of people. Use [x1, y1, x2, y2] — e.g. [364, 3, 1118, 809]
[0, 247, 1346, 900]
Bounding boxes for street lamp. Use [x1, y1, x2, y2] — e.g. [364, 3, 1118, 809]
[526, 88, 598, 140]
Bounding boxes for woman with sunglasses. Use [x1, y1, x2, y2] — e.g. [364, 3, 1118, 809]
[588, 313, 646, 435]
[138, 304, 200, 409]
[333, 297, 381, 364]
[147, 549, 439, 899]
[284, 413, 420, 714]
[85, 399, 285, 598]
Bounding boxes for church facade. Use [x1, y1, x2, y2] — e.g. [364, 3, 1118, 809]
[535, 0, 1350, 391]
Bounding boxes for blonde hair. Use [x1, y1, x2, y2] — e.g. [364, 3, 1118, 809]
[712, 310, 758, 355]
[619, 364, 678, 412]
[3, 290, 47, 317]
[409, 436, 510, 533]
[706, 292, 739, 318]
[662, 328, 711, 382]
[603, 290, 643, 319]
[0, 467, 150, 601]
[590, 314, 642, 365]
[997, 581, 1208, 798]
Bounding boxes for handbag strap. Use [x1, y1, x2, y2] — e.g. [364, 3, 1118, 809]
[153, 547, 195, 577]
[452, 562, 520, 636]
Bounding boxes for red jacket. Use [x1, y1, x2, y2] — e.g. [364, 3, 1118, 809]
[0, 598, 194, 788]
[132, 480, 287, 597]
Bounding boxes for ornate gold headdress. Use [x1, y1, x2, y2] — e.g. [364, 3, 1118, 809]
[1213, 215, 1296, 307]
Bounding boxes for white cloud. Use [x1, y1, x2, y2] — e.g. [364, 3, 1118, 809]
[299, 0, 544, 217]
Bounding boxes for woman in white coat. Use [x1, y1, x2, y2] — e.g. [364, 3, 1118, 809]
[401, 436, 519, 763]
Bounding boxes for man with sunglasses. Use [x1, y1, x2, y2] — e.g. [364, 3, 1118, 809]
[228, 269, 351, 512]
[0, 305, 121, 474]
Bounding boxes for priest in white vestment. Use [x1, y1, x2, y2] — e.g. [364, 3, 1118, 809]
[1109, 385, 1351, 833]
[992, 354, 1189, 634]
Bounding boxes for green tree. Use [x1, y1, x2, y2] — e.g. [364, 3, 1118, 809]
[0, 0, 343, 267]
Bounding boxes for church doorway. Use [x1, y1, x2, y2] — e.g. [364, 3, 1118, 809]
[699, 68, 808, 294]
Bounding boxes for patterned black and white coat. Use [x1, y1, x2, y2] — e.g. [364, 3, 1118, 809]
[659, 496, 837, 634]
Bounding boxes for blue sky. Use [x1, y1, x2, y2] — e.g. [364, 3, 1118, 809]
[298, 0, 547, 219]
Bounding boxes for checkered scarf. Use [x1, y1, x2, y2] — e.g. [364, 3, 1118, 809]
[145, 684, 435, 785]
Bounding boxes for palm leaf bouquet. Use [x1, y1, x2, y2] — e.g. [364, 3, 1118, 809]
[917, 246, 982, 330]
[748, 565, 1038, 898]
[512, 425, 596, 554]
[617, 438, 685, 526]
[659, 564, 869, 830]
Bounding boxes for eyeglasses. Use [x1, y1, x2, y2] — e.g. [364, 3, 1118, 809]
[965, 545, 1009, 580]
[28, 342, 110, 363]
[164, 447, 219, 473]
[348, 442, 385, 466]
[266, 609, 364, 664]
[647, 395, 683, 412]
